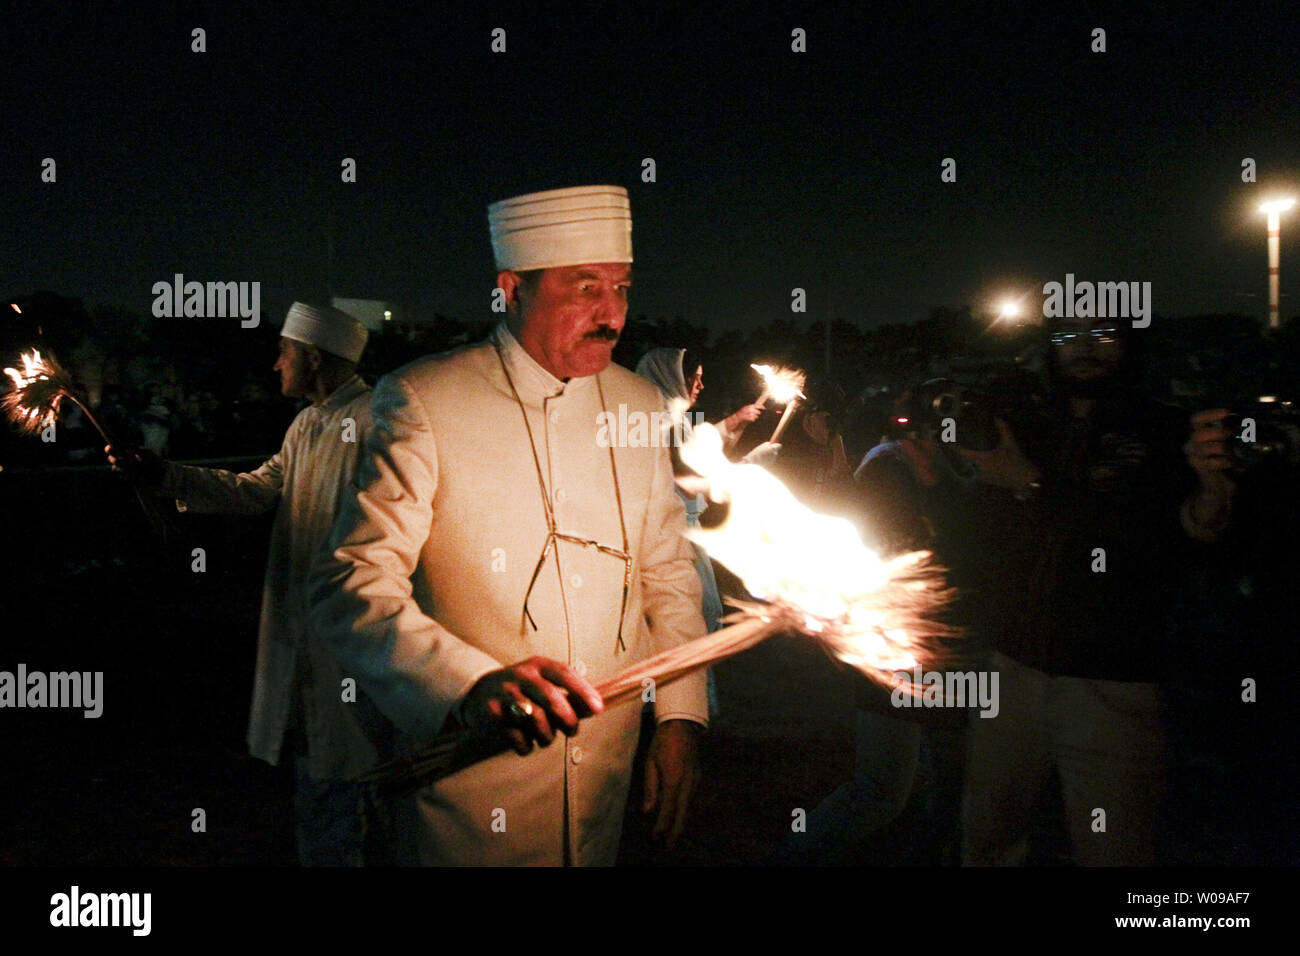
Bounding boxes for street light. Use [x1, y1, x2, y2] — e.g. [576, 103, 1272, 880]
[988, 295, 1028, 331]
[1259, 197, 1295, 329]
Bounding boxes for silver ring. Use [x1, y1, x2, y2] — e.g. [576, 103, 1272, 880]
[508, 700, 534, 721]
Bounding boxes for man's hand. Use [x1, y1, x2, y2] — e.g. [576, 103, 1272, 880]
[104, 444, 165, 486]
[642, 719, 702, 847]
[1183, 408, 1236, 536]
[956, 419, 1040, 493]
[461, 656, 604, 756]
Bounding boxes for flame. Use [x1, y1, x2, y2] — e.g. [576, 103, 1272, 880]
[3, 349, 68, 434]
[681, 423, 952, 677]
[750, 363, 806, 404]
[4, 350, 52, 389]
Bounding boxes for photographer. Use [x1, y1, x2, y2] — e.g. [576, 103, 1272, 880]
[1166, 397, 1300, 863]
[956, 316, 1213, 866]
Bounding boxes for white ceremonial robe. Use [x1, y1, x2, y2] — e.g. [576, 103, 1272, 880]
[310, 324, 709, 866]
[160, 375, 389, 779]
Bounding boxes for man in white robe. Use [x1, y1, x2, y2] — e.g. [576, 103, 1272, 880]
[109, 302, 386, 864]
[310, 185, 709, 865]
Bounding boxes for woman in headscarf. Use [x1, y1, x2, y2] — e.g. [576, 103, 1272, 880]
[635, 348, 776, 718]
[636, 349, 726, 633]
[635, 348, 766, 454]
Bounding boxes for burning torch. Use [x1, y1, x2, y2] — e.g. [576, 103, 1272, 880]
[357, 422, 956, 798]
[3, 348, 169, 537]
[750, 363, 807, 444]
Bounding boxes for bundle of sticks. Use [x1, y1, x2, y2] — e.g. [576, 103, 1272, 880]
[358, 552, 954, 799]
[358, 610, 792, 799]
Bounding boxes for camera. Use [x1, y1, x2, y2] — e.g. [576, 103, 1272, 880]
[884, 378, 1001, 450]
[1223, 401, 1299, 473]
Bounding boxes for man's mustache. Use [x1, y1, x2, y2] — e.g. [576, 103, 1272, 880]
[585, 326, 620, 342]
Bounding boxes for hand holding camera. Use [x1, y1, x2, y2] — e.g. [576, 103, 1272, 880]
[956, 419, 1041, 497]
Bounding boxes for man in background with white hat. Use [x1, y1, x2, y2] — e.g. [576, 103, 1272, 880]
[311, 185, 709, 865]
[107, 301, 389, 865]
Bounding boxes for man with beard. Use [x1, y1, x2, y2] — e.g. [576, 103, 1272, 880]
[310, 185, 707, 865]
[956, 316, 1206, 866]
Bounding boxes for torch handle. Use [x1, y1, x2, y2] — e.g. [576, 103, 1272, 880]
[65, 393, 171, 540]
[358, 615, 780, 796]
[63, 393, 115, 448]
[769, 398, 800, 444]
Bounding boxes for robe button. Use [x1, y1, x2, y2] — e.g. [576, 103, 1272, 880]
[574, 660, 588, 677]
[549, 409, 559, 425]
[555, 488, 567, 504]
[570, 573, 583, 588]
[571, 746, 583, 765]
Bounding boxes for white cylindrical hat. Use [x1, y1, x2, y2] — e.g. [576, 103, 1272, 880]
[488, 185, 633, 271]
[281, 302, 368, 363]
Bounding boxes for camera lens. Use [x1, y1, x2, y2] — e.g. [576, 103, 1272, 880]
[932, 393, 959, 418]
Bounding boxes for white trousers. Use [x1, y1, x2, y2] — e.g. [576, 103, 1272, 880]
[961, 651, 1167, 866]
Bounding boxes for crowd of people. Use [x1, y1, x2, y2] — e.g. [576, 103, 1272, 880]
[14, 297, 1298, 867]
[681, 315, 1298, 866]
[8, 187, 1297, 868]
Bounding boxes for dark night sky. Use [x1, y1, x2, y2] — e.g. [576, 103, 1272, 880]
[3, 3, 1299, 332]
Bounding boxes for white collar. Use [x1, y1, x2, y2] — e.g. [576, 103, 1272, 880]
[318, 374, 367, 409]
[491, 323, 594, 400]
